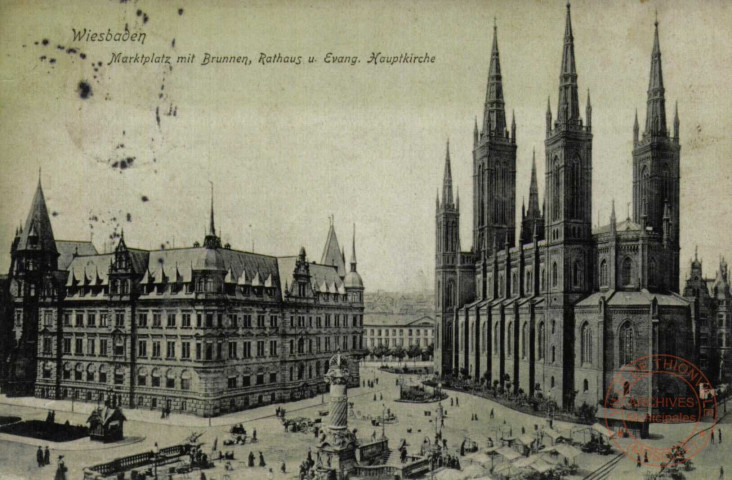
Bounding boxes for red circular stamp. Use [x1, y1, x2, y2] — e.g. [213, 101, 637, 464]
[603, 354, 718, 468]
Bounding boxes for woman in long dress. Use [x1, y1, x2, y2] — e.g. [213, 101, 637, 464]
[54, 456, 68, 480]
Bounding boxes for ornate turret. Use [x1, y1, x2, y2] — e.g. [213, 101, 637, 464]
[556, 3, 581, 128]
[344, 224, 364, 292]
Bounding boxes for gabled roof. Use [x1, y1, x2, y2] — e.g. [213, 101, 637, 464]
[56, 240, 98, 270]
[593, 219, 643, 235]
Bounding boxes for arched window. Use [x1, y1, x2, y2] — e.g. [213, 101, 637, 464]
[619, 322, 633, 365]
[573, 261, 582, 288]
[512, 273, 517, 296]
[551, 376, 555, 389]
[552, 262, 558, 287]
[622, 257, 633, 286]
[482, 322, 487, 352]
[540, 268, 546, 292]
[551, 346, 556, 363]
[298, 338, 304, 354]
[470, 323, 475, 353]
[583, 379, 589, 392]
[641, 166, 649, 217]
[600, 259, 608, 287]
[507, 322, 513, 356]
[494, 323, 500, 352]
[581, 322, 592, 365]
[446, 281, 455, 308]
[538, 323, 545, 359]
[649, 258, 657, 286]
[527, 270, 533, 293]
[521, 323, 527, 358]
[552, 157, 560, 220]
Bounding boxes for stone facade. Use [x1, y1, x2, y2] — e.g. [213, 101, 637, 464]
[2, 183, 365, 417]
[434, 6, 711, 412]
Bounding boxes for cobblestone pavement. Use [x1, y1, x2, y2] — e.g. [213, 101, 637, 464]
[0, 366, 729, 479]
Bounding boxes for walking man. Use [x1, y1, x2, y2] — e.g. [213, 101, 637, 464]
[44, 446, 50, 466]
[36, 446, 44, 467]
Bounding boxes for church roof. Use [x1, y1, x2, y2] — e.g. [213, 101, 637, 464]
[576, 289, 689, 307]
[593, 219, 643, 235]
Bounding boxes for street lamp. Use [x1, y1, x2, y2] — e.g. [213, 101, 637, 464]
[152, 442, 159, 480]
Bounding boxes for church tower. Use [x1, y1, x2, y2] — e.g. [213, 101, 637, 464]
[436, 141, 459, 376]
[543, 3, 593, 409]
[632, 18, 681, 291]
[473, 21, 517, 262]
[521, 149, 545, 244]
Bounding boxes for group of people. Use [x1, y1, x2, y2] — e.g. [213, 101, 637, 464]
[245, 451, 266, 467]
[363, 379, 378, 388]
[274, 406, 287, 418]
[160, 405, 172, 419]
[372, 393, 383, 401]
[35, 446, 51, 468]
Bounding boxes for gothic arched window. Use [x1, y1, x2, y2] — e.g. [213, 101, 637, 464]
[521, 323, 527, 358]
[494, 322, 500, 353]
[649, 258, 657, 286]
[641, 166, 649, 217]
[573, 261, 582, 288]
[552, 157, 561, 220]
[619, 321, 633, 366]
[538, 322, 545, 360]
[507, 322, 513, 356]
[600, 259, 608, 287]
[581, 322, 592, 365]
[552, 262, 558, 288]
[622, 257, 633, 286]
[482, 322, 487, 352]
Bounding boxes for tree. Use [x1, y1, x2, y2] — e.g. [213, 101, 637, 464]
[373, 344, 389, 359]
[407, 344, 422, 363]
[391, 345, 406, 366]
[422, 343, 434, 361]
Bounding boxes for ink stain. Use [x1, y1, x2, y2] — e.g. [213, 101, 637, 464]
[78, 81, 92, 99]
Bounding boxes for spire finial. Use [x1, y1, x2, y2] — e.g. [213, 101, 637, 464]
[654, 8, 658, 27]
[38, 166, 42, 187]
[695, 245, 698, 261]
[493, 16, 497, 31]
[208, 181, 215, 236]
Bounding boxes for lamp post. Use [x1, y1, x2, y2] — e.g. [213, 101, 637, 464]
[152, 442, 159, 480]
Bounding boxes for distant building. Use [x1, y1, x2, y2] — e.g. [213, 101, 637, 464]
[1, 180, 365, 417]
[364, 314, 434, 350]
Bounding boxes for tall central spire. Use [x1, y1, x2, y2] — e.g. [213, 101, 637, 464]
[644, 16, 667, 136]
[527, 149, 541, 218]
[483, 19, 507, 138]
[442, 139, 454, 207]
[203, 181, 222, 249]
[556, 3, 580, 126]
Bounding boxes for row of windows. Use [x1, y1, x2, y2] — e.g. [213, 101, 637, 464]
[369, 338, 431, 347]
[290, 314, 362, 329]
[367, 328, 432, 337]
[289, 335, 362, 354]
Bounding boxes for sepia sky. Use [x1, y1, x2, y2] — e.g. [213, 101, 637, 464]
[0, 0, 731, 292]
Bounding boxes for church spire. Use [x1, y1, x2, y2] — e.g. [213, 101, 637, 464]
[673, 101, 679, 141]
[645, 14, 667, 136]
[483, 19, 507, 138]
[527, 149, 540, 218]
[208, 181, 216, 236]
[442, 139, 453, 207]
[633, 108, 639, 144]
[557, 3, 581, 126]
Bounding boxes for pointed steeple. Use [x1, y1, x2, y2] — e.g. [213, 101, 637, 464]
[17, 174, 57, 253]
[673, 101, 679, 140]
[350, 223, 357, 272]
[586, 89, 592, 129]
[202, 182, 222, 249]
[557, 3, 581, 126]
[644, 15, 667, 136]
[473, 117, 479, 145]
[525, 149, 541, 219]
[321, 218, 347, 276]
[483, 18, 507, 138]
[511, 110, 516, 143]
[633, 108, 639, 144]
[610, 198, 617, 234]
[442, 139, 454, 207]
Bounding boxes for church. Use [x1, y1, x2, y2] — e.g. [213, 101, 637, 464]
[1, 182, 365, 417]
[434, 5, 704, 411]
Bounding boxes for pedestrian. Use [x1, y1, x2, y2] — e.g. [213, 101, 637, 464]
[373, 394, 377, 401]
[720, 466, 724, 480]
[259, 451, 266, 467]
[37, 446, 44, 467]
[450, 398, 454, 407]
[475, 414, 478, 421]
[200, 471, 207, 480]
[380, 393, 383, 401]
[281, 461, 286, 473]
[44, 446, 50, 466]
[636, 454, 641, 468]
[253, 429, 257, 441]
[456, 397, 459, 406]
[644, 451, 648, 463]
[54, 455, 68, 480]
[249, 451, 255, 467]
